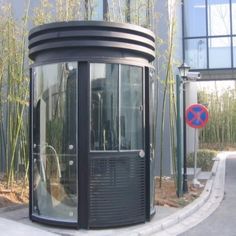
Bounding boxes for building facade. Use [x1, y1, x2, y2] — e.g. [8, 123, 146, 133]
[183, 0, 236, 78]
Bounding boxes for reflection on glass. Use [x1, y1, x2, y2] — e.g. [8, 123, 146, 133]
[209, 37, 231, 68]
[232, 0, 236, 34]
[208, 0, 230, 36]
[120, 65, 143, 150]
[90, 63, 119, 150]
[184, 0, 206, 37]
[233, 37, 236, 67]
[91, 0, 104, 20]
[130, 0, 149, 27]
[90, 63, 144, 151]
[149, 69, 157, 213]
[107, 0, 152, 28]
[185, 38, 207, 69]
[107, 0, 126, 22]
[32, 62, 77, 222]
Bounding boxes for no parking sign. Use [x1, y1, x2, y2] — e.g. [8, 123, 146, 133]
[185, 104, 209, 128]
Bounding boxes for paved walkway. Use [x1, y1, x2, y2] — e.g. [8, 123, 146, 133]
[180, 153, 236, 236]
[0, 152, 231, 235]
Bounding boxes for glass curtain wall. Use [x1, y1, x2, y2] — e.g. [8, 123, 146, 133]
[32, 62, 78, 222]
[184, 0, 235, 69]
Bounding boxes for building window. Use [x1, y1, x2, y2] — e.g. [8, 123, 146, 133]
[90, 63, 144, 151]
[92, 0, 104, 20]
[32, 62, 78, 221]
[184, 38, 207, 69]
[183, 0, 235, 69]
[184, 0, 206, 37]
[232, 0, 236, 34]
[209, 37, 231, 68]
[233, 37, 236, 67]
[208, 0, 230, 36]
[90, 63, 119, 151]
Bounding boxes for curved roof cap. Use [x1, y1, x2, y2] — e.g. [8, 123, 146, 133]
[28, 21, 156, 62]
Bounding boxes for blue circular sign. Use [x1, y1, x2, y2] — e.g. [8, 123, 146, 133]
[185, 104, 209, 129]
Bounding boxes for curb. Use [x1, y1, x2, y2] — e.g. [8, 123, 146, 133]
[128, 152, 226, 236]
[152, 152, 226, 236]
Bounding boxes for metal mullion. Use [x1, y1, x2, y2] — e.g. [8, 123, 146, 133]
[118, 64, 121, 151]
[230, 0, 234, 68]
[208, 34, 233, 38]
[184, 36, 208, 40]
[29, 68, 33, 220]
[181, 0, 185, 62]
[76, 62, 79, 227]
[144, 66, 150, 220]
[78, 61, 89, 229]
[206, 0, 209, 69]
[142, 67, 145, 150]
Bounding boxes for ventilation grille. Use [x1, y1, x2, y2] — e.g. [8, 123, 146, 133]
[89, 154, 145, 228]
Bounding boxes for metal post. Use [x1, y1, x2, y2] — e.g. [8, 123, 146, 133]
[193, 128, 197, 182]
[182, 82, 188, 193]
[176, 75, 183, 197]
[192, 128, 203, 187]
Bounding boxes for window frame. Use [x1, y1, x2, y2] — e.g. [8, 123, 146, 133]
[89, 62, 145, 152]
[183, 0, 235, 69]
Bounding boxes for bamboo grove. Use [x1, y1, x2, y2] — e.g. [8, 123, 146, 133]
[198, 83, 236, 150]
[0, 0, 154, 188]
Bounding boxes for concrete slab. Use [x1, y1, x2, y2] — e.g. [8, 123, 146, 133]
[0, 217, 57, 236]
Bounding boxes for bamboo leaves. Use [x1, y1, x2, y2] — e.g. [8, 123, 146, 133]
[199, 83, 236, 149]
[0, 1, 30, 187]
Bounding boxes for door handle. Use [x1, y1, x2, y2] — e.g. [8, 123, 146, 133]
[139, 150, 145, 158]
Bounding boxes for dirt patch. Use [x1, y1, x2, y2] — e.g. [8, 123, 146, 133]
[155, 176, 205, 208]
[0, 181, 29, 208]
[0, 177, 204, 209]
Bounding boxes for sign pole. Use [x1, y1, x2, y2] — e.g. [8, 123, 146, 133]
[185, 103, 208, 188]
[193, 128, 197, 183]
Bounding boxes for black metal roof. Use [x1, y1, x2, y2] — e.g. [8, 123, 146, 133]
[28, 21, 155, 63]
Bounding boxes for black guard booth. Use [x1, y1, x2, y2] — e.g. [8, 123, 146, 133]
[29, 21, 156, 229]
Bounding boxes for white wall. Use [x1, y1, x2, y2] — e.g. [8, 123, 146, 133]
[185, 82, 198, 154]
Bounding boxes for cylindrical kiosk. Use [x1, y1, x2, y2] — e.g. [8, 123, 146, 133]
[29, 21, 156, 229]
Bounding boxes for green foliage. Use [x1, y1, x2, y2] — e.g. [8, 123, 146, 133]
[0, 1, 30, 187]
[33, 0, 154, 29]
[187, 149, 218, 171]
[198, 85, 236, 149]
[0, 0, 155, 189]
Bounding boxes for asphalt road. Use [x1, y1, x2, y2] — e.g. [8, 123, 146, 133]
[180, 155, 236, 236]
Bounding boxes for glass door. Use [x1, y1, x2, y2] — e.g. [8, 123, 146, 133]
[89, 63, 145, 227]
[32, 62, 78, 223]
[90, 63, 144, 151]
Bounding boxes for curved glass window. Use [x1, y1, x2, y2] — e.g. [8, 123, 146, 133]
[90, 63, 144, 151]
[90, 63, 119, 150]
[184, 0, 206, 37]
[149, 68, 157, 213]
[120, 65, 143, 150]
[32, 62, 78, 222]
